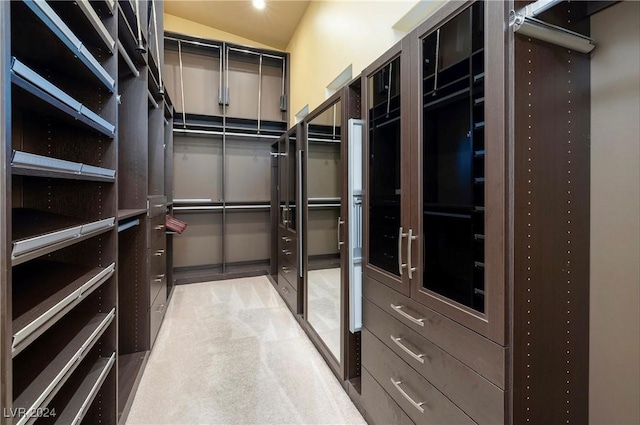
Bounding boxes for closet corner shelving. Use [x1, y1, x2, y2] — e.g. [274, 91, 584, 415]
[116, 0, 172, 422]
[164, 32, 289, 284]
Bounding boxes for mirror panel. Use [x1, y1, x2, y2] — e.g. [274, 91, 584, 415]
[306, 100, 342, 361]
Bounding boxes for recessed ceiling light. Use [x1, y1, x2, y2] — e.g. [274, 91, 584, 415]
[252, 0, 265, 10]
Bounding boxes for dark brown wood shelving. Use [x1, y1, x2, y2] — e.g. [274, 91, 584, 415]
[12, 260, 114, 357]
[12, 310, 115, 425]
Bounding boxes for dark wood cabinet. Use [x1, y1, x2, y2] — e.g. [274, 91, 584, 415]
[298, 82, 363, 387]
[272, 124, 302, 315]
[362, 1, 590, 423]
[363, 40, 413, 298]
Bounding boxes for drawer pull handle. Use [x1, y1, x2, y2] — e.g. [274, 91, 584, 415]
[155, 224, 165, 230]
[390, 304, 425, 327]
[281, 236, 292, 242]
[281, 286, 289, 294]
[391, 379, 424, 413]
[154, 249, 165, 256]
[390, 335, 425, 364]
[282, 267, 290, 274]
[282, 249, 291, 256]
[154, 274, 165, 282]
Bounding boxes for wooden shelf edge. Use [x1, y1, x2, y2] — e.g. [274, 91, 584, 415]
[117, 208, 148, 221]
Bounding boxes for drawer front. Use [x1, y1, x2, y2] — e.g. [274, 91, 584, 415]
[278, 233, 298, 268]
[364, 299, 505, 424]
[276, 272, 298, 314]
[279, 259, 298, 290]
[149, 241, 167, 304]
[362, 329, 475, 425]
[148, 196, 166, 218]
[363, 275, 506, 388]
[362, 368, 415, 425]
[150, 283, 167, 347]
[148, 214, 166, 248]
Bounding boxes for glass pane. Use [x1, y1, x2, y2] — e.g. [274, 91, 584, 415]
[288, 131, 297, 231]
[306, 101, 342, 362]
[368, 57, 401, 276]
[278, 138, 286, 226]
[421, 3, 484, 313]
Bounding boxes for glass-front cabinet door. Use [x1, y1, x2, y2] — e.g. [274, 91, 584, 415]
[287, 130, 297, 233]
[410, 1, 504, 341]
[278, 136, 287, 227]
[363, 40, 412, 296]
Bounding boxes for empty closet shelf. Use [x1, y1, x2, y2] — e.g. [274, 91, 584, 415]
[12, 208, 115, 265]
[21, 0, 115, 92]
[12, 261, 115, 357]
[11, 151, 115, 182]
[52, 353, 115, 425]
[11, 58, 115, 137]
[12, 310, 115, 425]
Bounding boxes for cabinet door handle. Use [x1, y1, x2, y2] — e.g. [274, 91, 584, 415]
[337, 217, 345, 250]
[390, 379, 425, 413]
[386, 62, 393, 116]
[407, 228, 417, 279]
[433, 28, 441, 93]
[398, 227, 408, 275]
[390, 304, 425, 327]
[154, 274, 165, 282]
[155, 224, 165, 230]
[154, 249, 165, 256]
[390, 335, 425, 364]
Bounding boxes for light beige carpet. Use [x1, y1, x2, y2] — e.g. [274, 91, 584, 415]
[126, 276, 366, 425]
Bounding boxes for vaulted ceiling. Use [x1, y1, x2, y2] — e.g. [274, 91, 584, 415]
[164, 0, 311, 50]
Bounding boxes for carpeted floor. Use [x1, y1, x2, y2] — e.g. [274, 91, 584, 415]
[126, 276, 366, 425]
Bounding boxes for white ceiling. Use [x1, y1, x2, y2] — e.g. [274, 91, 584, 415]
[164, 0, 311, 50]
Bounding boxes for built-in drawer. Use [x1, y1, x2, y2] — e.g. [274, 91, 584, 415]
[149, 283, 167, 347]
[148, 196, 167, 218]
[276, 271, 298, 314]
[278, 233, 298, 268]
[149, 240, 167, 304]
[278, 258, 298, 291]
[148, 214, 166, 249]
[363, 275, 506, 389]
[362, 329, 475, 425]
[362, 368, 415, 425]
[364, 299, 505, 424]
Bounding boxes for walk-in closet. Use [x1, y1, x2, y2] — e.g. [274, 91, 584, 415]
[0, 1, 638, 424]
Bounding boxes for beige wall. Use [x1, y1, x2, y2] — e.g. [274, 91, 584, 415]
[286, 0, 445, 122]
[164, 13, 280, 50]
[590, 2, 640, 424]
